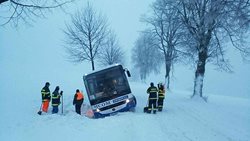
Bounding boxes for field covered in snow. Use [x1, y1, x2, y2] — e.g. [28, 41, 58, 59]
[1, 0, 250, 140]
[0, 82, 249, 141]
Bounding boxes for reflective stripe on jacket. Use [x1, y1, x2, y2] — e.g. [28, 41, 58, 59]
[158, 89, 165, 99]
[41, 86, 51, 102]
[52, 91, 61, 106]
[147, 86, 158, 99]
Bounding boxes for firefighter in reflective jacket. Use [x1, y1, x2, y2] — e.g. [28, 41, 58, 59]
[157, 83, 165, 111]
[73, 89, 84, 115]
[146, 82, 158, 114]
[41, 82, 51, 113]
[51, 86, 63, 114]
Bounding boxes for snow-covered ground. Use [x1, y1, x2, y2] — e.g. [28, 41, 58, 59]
[1, 0, 249, 140]
[0, 81, 249, 141]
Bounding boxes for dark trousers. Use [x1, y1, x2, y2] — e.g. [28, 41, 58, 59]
[75, 104, 82, 115]
[157, 98, 164, 111]
[52, 106, 59, 114]
[148, 99, 157, 114]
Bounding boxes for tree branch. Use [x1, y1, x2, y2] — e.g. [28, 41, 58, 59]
[0, 0, 8, 4]
[1, 0, 74, 26]
[9, 0, 72, 9]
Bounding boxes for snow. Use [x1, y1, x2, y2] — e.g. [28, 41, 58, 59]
[1, 0, 250, 140]
[0, 81, 249, 141]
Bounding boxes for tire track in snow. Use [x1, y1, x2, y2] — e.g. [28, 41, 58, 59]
[172, 99, 235, 141]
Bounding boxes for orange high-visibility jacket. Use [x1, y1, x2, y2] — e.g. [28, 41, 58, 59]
[76, 92, 84, 100]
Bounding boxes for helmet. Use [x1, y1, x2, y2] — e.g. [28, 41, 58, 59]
[150, 82, 154, 87]
[158, 82, 165, 90]
[45, 82, 50, 86]
[55, 86, 60, 91]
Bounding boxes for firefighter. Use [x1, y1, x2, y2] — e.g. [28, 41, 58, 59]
[73, 89, 84, 115]
[157, 83, 165, 111]
[41, 82, 51, 113]
[146, 82, 158, 114]
[51, 86, 63, 114]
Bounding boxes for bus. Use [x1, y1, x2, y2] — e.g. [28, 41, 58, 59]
[83, 64, 136, 118]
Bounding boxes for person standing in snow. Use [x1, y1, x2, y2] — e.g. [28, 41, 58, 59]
[73, 89, 84, 115]
[157, 82, 165, 111]
[51, 86, 63, 114]
[41, 82, 51, 113]
[146, 82, 158, 114]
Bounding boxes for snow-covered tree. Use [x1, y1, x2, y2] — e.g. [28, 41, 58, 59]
[142, 0, 184, 88]
[0, 0, 73, 26]
[132, 31, 164, 81]
[175, 0, 250, 98]
[98, 30, 125, 66]
[63, 2, 108, 70]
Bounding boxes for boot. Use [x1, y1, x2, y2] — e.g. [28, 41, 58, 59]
[153, 110, 156, 114]
[158, 107, 162, 112]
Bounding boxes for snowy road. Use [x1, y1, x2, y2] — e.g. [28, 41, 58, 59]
[0, 82, 249, 141]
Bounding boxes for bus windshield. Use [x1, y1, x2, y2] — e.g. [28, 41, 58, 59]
[85, 66, 131, 105]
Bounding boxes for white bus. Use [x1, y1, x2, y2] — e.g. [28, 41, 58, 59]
[83, 64, 136, 118]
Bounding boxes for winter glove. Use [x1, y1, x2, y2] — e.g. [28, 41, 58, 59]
[60, 91, 63, 95]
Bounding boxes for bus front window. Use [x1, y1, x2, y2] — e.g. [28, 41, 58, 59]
[86, 68, 131, 105]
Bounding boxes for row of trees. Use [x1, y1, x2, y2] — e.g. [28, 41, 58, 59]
[133, 0, 250, 98]
[132, 32, 164, 81]
[2, 0, 249, 99]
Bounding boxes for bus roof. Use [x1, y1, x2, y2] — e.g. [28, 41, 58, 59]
[84, 63, 123, 77]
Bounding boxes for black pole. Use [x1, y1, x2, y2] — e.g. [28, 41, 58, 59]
[61, 93, 63, 114]
[60, 91, 64, 115]
[37, 103, 42, 115]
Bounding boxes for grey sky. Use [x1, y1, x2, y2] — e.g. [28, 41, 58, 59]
[0, 0, 249, 98]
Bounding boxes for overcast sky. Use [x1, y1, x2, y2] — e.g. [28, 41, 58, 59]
[0, 0, 249, 98]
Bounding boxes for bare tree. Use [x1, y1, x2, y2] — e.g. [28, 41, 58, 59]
[142, 0, 184, 88]
[175, 0, 250, 98]
[0, 0, 73, 26]
[132, 31, 164, 81]
[63, 2, 108, 70]
[98, 30, 125, 66]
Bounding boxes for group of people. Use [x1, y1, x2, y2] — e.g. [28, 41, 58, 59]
[41, 81, 166, 115]
[40, 82, 84, 115]
[146, 82, 166, 114]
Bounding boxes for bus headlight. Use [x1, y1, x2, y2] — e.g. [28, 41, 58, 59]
[96, 108, 101, 112]
[126, 99, 130, 103]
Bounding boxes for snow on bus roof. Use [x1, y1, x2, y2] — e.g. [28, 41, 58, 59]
[84, 63, 123, 76]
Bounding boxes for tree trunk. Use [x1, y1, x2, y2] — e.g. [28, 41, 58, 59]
[192, 50, 207, 98]
[91, 59, 95, 71]
[164, 47, 173, 89]
[89, 39, 95, 70]
[165, 62, 171, 89]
